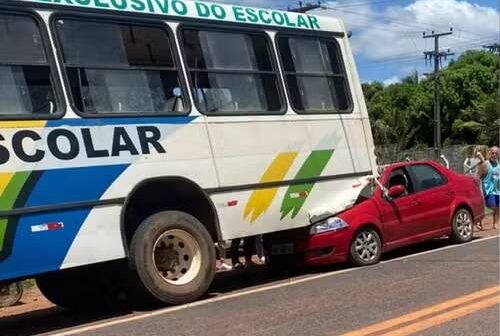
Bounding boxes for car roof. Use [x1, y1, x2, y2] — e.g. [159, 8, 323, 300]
[379, 160, 446, 174]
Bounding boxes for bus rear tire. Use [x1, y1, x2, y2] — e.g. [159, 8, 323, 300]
[128, 211, 215, 305]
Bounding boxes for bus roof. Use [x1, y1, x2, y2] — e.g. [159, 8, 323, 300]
[10, 0, 344, 33]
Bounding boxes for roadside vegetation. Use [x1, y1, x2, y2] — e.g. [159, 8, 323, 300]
[362, 51, 499, 150]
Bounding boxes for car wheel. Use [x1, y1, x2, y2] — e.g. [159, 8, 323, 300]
[349, 228, 382, 267]
[450, 208, 474, 243]
[128, 211, 215, 305]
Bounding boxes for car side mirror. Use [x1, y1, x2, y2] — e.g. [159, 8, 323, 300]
[388, 185, 406, 199]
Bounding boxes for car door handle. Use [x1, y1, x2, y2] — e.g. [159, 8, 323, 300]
[412, 200, 422, 206]
[446, 190, 455, 196]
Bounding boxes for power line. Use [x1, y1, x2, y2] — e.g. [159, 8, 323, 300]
[320, 5, 493, 40]
[448, 35, 498, 46]
[356, 39, 496, 68]
[344, 21, 422, 34]
[325, 0, 407, 9]
[358, 57, 424, 68]
[321, 5, 432, 31]
[288, 1, 322, 13]
[317, 3, 495, 43]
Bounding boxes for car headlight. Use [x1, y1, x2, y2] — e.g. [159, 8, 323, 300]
[310, 217, 349, 235]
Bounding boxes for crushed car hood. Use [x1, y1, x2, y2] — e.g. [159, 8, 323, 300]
[308, 175, 374, 224]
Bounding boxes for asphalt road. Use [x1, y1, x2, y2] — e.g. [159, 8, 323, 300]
[1, 235, 499, 336]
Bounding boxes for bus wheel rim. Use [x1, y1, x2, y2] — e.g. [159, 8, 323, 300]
[152, 229, 202, 286]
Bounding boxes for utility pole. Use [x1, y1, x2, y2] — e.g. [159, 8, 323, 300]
[423, 28, 454, 161]
[482, 43, 500, 53]
[288, 1, 322, 13]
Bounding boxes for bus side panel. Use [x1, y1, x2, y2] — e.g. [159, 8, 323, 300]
[0, 117, 217, 281]
[213, 176, 367, 240]
[209, 117, 371, 240]
[61, 205, 124, 270]
[305, 117, 373, 174]
[58, 121, 219, 273]
[206, 116, 310, 187]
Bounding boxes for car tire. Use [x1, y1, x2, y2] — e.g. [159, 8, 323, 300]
[349, 228, 382, 267]
[128, 211, 215, 306]
[450, 208, 474, 243]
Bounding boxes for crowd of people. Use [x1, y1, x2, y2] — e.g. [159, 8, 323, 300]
[216, 235, 266, 271]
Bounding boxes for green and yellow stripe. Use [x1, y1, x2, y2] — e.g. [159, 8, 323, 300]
[244, 152, 298, 223]
[0, 121, 45, 254]
[280, 150, 335, 219]
[0, 172, 31, 252]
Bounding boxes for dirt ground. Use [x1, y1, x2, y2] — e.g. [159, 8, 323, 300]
[1, 215, 497, 319]
[0, 286, 54, 318]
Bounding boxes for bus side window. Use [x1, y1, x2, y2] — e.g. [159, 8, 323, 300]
[0, 13, 57, 117]
[181, 28, 284, 115]
[278, 35, 352, 114]
[55, 18, 187, 116]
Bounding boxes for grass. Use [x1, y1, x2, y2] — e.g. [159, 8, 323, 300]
[22, 279, 36, 290]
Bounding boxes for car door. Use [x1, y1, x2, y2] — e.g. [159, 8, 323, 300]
[379, 166, 422, 245]
[407, 163, 452, 235]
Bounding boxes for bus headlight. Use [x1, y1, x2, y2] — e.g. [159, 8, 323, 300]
[310, 217, 349, 235]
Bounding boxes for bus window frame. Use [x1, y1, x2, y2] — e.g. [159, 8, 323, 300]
[177, 23, 287, 117]
[50, 11, 192, 118]
[275, 32, 354, 115]
[0, 6, 65, 121]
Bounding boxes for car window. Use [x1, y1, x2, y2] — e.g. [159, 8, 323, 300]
[359, 180, 376, 199]
[386, 168, 414, 194]
[410, 164, 446, 192]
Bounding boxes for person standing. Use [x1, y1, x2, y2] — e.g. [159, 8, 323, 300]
[230, 236, 256, 269]
[255, 235, 266, 264]
[479, 146, 500, 229]
[215, 241, 232, 271]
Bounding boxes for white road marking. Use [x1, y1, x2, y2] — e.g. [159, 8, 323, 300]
[50, 235, 499, 336]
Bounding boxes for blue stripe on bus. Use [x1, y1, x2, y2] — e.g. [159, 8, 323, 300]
[47, 116, 197, 127]
[0, 165, 127, 280]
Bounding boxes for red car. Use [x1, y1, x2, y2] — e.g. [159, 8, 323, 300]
[266, 160, 484, 268]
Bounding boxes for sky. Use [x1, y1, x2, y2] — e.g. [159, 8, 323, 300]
[213, 0, 499, 83]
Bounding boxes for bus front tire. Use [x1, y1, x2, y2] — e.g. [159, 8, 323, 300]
[128, 211, 215, 305]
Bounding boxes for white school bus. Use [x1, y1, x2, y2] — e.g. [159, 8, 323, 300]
[0, 0, 376, 307]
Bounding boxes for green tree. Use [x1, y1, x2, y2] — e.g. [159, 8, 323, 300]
[363, 51, 499, 148]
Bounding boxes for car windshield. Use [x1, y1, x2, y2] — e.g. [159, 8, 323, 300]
[357, 179, 377, 200]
